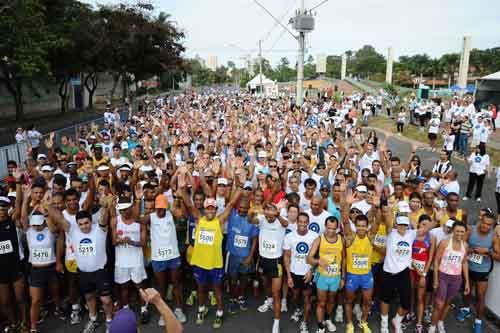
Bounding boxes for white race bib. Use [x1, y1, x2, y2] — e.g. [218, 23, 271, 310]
[0, 240, 13, 255]
[373, 234, 386, 247]
[326, 263, 339, 276]
[156, 247, 175, 261]
[32, 248, 52, 263]
[294, 253, 307, 265]
[261, 239, 278, 257]
[198, 230, 215, 246]
[352, 254, 369, 269]
[78, 243, 96, 257]
[234, 235, 248, 248]
[412, 259, 426, 272]
[469, 253, 483, 265]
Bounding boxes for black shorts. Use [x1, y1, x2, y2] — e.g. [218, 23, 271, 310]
[29, 264, 57, 288]
[291, 273, 313, 291]
[428, 133, 437, 140]
[469, 270, 489, 282]
[380, 268, 411, 311]
[79, 269, 112, 297]
[258, 257, 283, 279]
[0, 262, 24, 285]
[426, 270, 434, 293]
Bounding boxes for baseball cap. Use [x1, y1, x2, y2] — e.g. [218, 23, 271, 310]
[109, 308, 137, 333]
[445, 219, 455, 228]
[116, 199, 133, 210]
[40, 164, 53, 172]
[243, 181, 253, 190]
[97, 165, 110, 172]
[396, 216, 410, 226]
[257, 151, 267, 159]
[203, 198, 217, 209]
[155, 195, 168, 209]
[119, 164, 132, 172]
[217, 178, 228, 186]
[320, 178, 331, 189]
[121, 141, 129, 150]
[356, 185, 367, 193]
[397, 201, 411, 213]
[37, 154, 47, 160]
[139, 165, 153, 172]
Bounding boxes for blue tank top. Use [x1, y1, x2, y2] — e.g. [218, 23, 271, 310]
[468, 225, 493, 273]
[327, 196, 341, 221]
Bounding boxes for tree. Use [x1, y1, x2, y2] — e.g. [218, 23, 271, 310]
[351, 45, 385, 79]
[326, 55, 341, 79]
[0, 0, 54, 120]
[304, 54, 316, 79]
[439, 53, 460, 87]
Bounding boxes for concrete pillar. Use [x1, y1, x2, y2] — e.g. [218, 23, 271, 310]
[457, 36, 472, 90]
[386, 47, 393, 84]
[341, 54, 347, 80]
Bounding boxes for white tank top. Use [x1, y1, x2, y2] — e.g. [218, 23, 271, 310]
[115, 215, 144, 268]
[69, 224, 107, 272]
[27, 227, 56, 266]
[63, 210, 77, 261]
[150, 211, 180, 262]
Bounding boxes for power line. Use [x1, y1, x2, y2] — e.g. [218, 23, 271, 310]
[259, 0, 296, 43]
[253, 0, 297, 41]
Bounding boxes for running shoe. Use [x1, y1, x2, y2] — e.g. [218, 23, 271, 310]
[82, 319, 99, 333]
[186, 290, 197, 306]
[258, 298, 273, 313]
[360, 321, 371, 333]
[473, 321, 483, 333]
[456, 308, 472, 322]
[300, 321, 309, 333]
[196, 307, 209, 325]
[334, 306, 344, 323]
[437, 321, 446, 333]
[291, 308, 303, 323]
[325, 319, 336, 332]
[346, 323, 354, 333]
[174, 308, 187, 323]
[213, 315, 223, 329]
[238, 297, 248, 311]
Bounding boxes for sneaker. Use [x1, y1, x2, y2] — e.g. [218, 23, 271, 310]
[424, 308, 432, 324]
[334, 306, 344, 323]
[281, 298, 288, 312]
[3, 324, 17, 333]
[196, 307, 209, 325]
[70, 310, 82, 325]
[325, 319, 336, 332]
[238, 297, 248, 311]
[437, 321, 446, 333]
[54, 307, 66, 321]
[316, 328, 326, 333]
[166, 284, 174, 301]
[258, 298, 273, 313]
[82, 320, 99, 333]
[291, 308, 303, 323]
[272, 320, 280, 333]
[360, 321, 371, 333]
[174, 308, 187, 323]
[456, 308, 472, 322]
[462, 196, 469, 201]
[428, 325, 436, 333]
[228, 300, 238, 315]
[37, 308, 48, 324]
[346, 323, 354, 333]
[213, 315, 223, 329]
[380, 320, 389, 333]
[473, 321, 483, 333]
[353, 304, 362, 323]
[404, 312, 416, 323]
[300, 321, 309, 333]
[186, 290, 197, 306]
[476, 198, 481, 202]
[209, 291, 217, 306]
[415, 323, 424, 333]
[140, 309, 150, 324]
[158, 316, 165, 327]
[105, 320, 111, 333]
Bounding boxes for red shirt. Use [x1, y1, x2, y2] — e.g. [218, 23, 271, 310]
[263, 189, 286, 204]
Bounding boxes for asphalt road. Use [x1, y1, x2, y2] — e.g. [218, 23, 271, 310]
[37, 132, 500, 333]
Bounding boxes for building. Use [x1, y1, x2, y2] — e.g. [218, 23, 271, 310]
[207, 56, 218, 71]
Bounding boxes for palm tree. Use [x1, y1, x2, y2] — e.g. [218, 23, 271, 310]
[439, 53, 460, 87]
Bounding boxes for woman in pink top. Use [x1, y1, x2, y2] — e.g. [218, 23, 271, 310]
[429, 221, 470, 333]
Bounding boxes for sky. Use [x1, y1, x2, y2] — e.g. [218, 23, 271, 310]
[80, 0, 500, 68]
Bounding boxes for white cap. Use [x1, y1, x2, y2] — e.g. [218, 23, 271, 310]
[40, 165, 53, 172]
[217, 178, 228, 186]
[119, 164, 132, 172]
[243, 181, 253, 189]
[397, 201, 411, 213]
[154, 150, 164, 157]
[121, 141, 129, 150]
[445, 219, 455, 228]
[356, 185, 367, 193]
[257, 151, 267, 158]
[116, 201, 133, 210]
[97, 165, 110, 171]
[29, 214, 45, 226]
[139, 165, 153, 172]
[37, 154, 47, 160]
[396, 216, 410, 226]
[7, 191, 16, 198]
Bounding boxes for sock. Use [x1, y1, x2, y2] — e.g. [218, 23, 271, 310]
[123, 304, 129, 309]
[273, 319, 280, 325]
[438, 320, 444, 326]
[267, 297, 273, 304]
[381, 314, 389, 323]
[281, 298, 287, 303]
[198, 305, 206, 312]
[141, 305, 148, 312]
[106, 318, 112, 323]
[89, 314, 97, 322]
[72, 304, 80, 311]
[475, 319, 482, 324]
[216, 310, 223, 317]
[175, 308, 182, 312]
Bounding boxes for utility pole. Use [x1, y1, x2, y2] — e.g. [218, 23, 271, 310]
[296, 0, 305, 106]
[259, 40, 263, 96]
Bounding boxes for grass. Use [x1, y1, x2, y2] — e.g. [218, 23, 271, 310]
[368, 116, 500, 166]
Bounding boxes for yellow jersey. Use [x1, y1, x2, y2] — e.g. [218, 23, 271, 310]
[439, 209, 463, 226]
[317, 234, 343, 277]
[190, 216, 223, 269]
[370, 223, 388, 264]
[347, 235, 372, 275]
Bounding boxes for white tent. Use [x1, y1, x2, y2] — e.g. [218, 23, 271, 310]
[480, 71, 500, 80]
[246, 74, 278, 96]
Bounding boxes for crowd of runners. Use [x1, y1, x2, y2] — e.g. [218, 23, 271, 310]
[1, 89, 500, 333]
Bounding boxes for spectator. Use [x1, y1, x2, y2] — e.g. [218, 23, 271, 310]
[463, 145, 490, 202]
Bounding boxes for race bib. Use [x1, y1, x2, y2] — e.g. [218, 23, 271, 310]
[261, 239, 278, 257]
[373, 234, 386, 247]
[326, 263, 339, 276]
[444, 252, 462, 265]
[78, 243, 96, 257]
[198, 230, 215, 246]
[294, 253, 307, 265]
[469, 253, 483, 265]
[0, 240, 13, 255]
[234, 235, 248, 248]
[412, 259, 426, 272]
[156, 246, 175, 261]
[32, 248, 52, 262]
[353, 254, 369, 269]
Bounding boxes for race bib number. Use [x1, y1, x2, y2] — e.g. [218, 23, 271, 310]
[261, 239, 278, 257]
[294, 253, 307, 265]
[198, 230, 215, 246]
[156, 247, 175, 261]
[395, 246, 411, 258]
[78, 243, 96, 257]
[0, 240, 13, 255]
[353, 254, 369, 270]
[234, 235, 248, 248]
[32, 248, 52, 262]
[373, 234, 386, 247]
[326, 263, 339, 276]
[412, 259, 426, 272]
[469, 253, 483, 265]
[444, 252, 462, 265]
